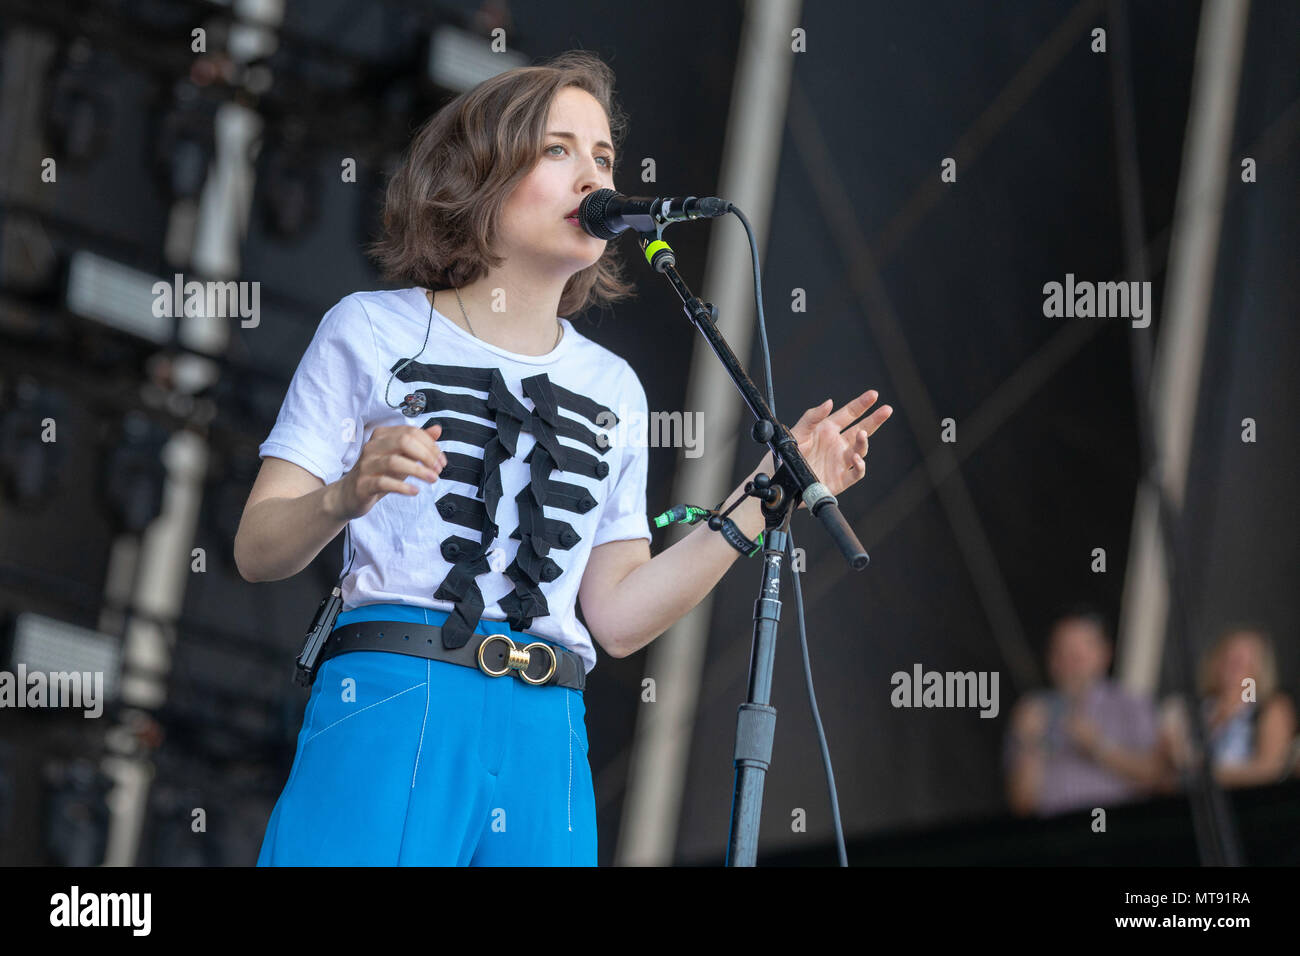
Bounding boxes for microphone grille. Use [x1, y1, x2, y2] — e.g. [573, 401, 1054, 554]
[579, 188, 620, 240]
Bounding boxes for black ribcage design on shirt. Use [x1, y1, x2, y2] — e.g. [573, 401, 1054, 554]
[391, 360, 616, 649]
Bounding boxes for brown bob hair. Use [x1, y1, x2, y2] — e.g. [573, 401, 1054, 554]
[366, 49, 637, 318]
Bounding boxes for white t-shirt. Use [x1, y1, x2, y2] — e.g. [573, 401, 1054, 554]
[257, 286, 652, 674]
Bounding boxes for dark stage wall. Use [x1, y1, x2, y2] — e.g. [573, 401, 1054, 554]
[673, 0, 1300, 863]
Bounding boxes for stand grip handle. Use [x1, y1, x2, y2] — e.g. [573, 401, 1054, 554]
[812, 498, 870, 570]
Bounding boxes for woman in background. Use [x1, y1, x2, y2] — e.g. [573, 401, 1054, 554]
[1160, 627, 1297, 788]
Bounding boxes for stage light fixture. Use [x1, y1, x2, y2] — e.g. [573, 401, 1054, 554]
[426, 23, 526, 94]
[8, 611, 123, 705]
[0, 377, 69, 510]
[64, 250, 176, 344]
[258, 136, 320, 240]
[41, 758, 112, 867]
[44, 38, 115, 167]
[98, 410, 169, 536]
[149, 82, 218, 201]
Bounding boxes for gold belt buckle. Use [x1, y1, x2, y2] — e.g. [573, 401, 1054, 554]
[476, 634, 557, 685]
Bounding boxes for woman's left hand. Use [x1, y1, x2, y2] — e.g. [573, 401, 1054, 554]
[776, 389, 893, 504]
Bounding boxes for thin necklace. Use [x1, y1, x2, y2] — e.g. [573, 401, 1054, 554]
[452, 287, 562, 353]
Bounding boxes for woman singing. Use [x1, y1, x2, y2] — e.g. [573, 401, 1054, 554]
[237, 50, 892, 866]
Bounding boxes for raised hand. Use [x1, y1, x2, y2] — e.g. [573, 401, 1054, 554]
[783, 389, 893, 501]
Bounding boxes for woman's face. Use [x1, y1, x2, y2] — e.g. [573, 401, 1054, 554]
[1216, 632, 1261, 691]
[496, 85, 616, 275]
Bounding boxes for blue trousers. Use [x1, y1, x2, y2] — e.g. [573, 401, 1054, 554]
[257, 604, 597, 865]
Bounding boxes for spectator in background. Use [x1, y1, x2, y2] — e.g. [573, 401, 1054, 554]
[1159, 627, 1297, 789]
[1004, 607, 1165, 817]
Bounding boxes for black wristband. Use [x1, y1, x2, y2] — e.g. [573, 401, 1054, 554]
[718, 516, 763, 557]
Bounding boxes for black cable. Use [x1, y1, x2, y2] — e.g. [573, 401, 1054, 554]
[729, 205, 851, 866]
[340, 521, 357, 584]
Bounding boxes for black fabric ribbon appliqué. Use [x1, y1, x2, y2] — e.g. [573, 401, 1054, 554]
[392, 359, 619, 649]
[497, 374, 571, 633]
[479, 370, 529, 531]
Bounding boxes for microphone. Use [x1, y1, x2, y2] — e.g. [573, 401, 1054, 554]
[577, 188, 731, 239]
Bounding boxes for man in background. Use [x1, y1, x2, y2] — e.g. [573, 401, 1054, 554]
[1004, 607, 1164, 816]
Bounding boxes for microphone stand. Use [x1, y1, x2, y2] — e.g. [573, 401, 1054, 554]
[636, 233, 869, 866]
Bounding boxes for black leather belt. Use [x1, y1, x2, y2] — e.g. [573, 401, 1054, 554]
[319, 620, 585, 691]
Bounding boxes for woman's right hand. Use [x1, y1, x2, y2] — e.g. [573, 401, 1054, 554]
[326, 424, 447, 521]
